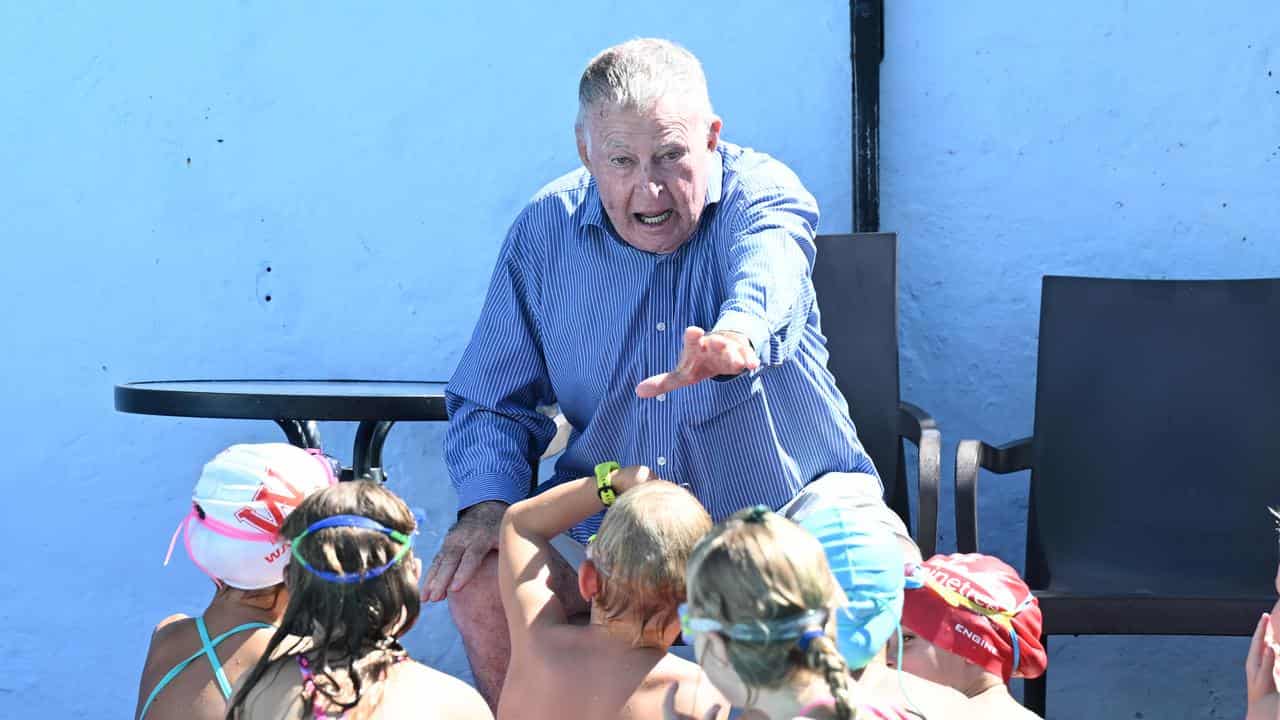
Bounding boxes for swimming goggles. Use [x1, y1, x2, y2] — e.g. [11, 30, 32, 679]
[677, 603, 829, 646]
[290, 508, 425, 584]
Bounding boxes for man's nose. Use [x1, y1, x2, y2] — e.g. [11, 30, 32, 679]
[635, 167, 664, 197]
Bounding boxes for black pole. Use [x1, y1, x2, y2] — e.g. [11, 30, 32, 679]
[851, 0, 883, 232]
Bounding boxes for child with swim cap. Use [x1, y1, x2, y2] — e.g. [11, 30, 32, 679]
[135, 443, 337, 720]
[890, 553, 1047, 719]
[683, 505, 924, 720]
[227, 480, 491, 719]
[497, 463, 727, 720]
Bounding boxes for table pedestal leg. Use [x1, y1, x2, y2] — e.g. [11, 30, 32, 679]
[350, 420, 395, 483]
[275, 420, 322, 449]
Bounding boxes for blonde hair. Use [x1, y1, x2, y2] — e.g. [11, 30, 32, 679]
[687, 508, 858, 720]
[591, 481, 712, 641]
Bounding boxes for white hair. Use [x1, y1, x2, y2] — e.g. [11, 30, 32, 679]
[575, 38, 715, 133]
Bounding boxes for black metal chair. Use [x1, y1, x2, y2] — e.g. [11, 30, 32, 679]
[812, 232, 940, 558]
[955, 275, 1280, 715]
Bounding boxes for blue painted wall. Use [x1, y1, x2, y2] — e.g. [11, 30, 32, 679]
[885, 1, 1280, 716]
[0, 3, 851, 716]
[2, 1, 1277, 716]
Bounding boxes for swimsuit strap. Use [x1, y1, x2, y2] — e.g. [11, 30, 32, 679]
[137, 618, 274, 719]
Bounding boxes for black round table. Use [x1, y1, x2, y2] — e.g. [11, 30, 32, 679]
[114, 380, 448, 482]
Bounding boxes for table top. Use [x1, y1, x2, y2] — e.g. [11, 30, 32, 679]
[114, 380, 448, 421]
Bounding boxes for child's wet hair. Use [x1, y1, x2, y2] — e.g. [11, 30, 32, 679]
[591, 481, 712, 642]
[686, 507, 858, 720]
[226, 481, 420, 718]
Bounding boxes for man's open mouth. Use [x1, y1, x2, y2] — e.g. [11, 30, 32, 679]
[635, 210, 673, 226]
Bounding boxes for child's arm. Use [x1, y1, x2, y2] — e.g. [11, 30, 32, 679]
[497, 465, 653, 643]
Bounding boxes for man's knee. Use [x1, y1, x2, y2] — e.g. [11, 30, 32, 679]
[783, 472, 922, 564]
[448, 550, 503, 630]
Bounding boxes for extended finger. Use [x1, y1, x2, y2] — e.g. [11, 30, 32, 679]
[636, 371, 685, 398]
[450, 545, 490, 593]
[425, 547, 463, 602]
[683, 326, 706, 348]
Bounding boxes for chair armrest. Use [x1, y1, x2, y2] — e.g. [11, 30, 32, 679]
[897, 402, 940, 558]
[955, 436, 1033, 553]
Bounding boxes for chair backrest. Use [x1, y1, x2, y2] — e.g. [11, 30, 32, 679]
[1028, 276, 1280, 596]
[811, 233, 909, 523]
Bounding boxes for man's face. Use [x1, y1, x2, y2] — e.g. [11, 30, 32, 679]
[578, 97, 721, 254]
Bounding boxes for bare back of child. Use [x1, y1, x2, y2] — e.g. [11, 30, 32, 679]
[498, 467, 728, 720]
[135, 587, 286, 720]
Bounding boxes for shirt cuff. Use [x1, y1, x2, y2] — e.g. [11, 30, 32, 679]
[453, 474, 530, 515]
[713, 309, 769, 362]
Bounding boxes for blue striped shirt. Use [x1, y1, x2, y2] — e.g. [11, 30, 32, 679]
[445, 141, 877, 542]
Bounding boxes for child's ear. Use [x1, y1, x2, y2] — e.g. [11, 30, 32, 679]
[579, 560, 601, 602]
[409, 556, 423, 587]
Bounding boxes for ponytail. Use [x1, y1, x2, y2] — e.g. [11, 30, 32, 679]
[802, 632, 857, 720]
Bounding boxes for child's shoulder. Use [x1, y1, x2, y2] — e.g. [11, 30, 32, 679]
[647, 654, 729, 720]
[151, 613, 191, 637]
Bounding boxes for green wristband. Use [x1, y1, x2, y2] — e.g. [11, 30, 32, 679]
[595, 461, 620, 506]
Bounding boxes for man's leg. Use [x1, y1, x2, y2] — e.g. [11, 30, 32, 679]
[447, 538, 589, 712]
[780, 471, 922, 563]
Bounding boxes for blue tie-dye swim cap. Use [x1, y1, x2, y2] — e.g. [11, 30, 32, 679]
[798, 505, 908, 669]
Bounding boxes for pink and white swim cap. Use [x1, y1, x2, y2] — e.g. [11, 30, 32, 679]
[165, 443, 336, 590]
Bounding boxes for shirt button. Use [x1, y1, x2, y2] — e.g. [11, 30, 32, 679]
[657, 456, 667, 467]
[656, 393, 666, 402]
[656, 322, 667, 332]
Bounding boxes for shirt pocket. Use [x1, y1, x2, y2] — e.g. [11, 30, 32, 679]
[682, 371, 764, 426]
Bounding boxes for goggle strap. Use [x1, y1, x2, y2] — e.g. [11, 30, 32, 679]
[290, 514, 419, 584]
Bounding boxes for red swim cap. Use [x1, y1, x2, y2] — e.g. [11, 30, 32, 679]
[901, 553, 1047, 681]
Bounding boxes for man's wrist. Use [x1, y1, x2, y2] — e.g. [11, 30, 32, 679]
[712, 309, 768, 361]
[458, 499, 509, 520]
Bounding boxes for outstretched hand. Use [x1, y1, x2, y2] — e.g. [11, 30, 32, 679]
[636, 326, 759, 399]
[1246, 612, 1280, 719]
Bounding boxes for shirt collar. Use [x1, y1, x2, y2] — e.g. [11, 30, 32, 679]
[577, 146, 726, 235]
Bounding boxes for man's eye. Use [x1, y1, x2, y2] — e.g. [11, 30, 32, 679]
[610, 157, 632, 168]
[663, 150, 685, 161]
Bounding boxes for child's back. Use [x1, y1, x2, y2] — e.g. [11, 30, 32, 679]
[238, 654, 487, 720]
[502, 624, 722, 720]
[136, 611, 277, 720]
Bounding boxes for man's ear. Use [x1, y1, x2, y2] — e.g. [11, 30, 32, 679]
[579, 559, 600, 602]
[576, 126, 590, 168]
[706, 116, 722, 152]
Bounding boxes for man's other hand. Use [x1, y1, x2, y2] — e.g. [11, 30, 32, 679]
[423, 500, 508, 602]
[636, 326, 759, 399]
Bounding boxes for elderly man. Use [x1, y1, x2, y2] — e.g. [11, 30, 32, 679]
[427, 38, 913, 708]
